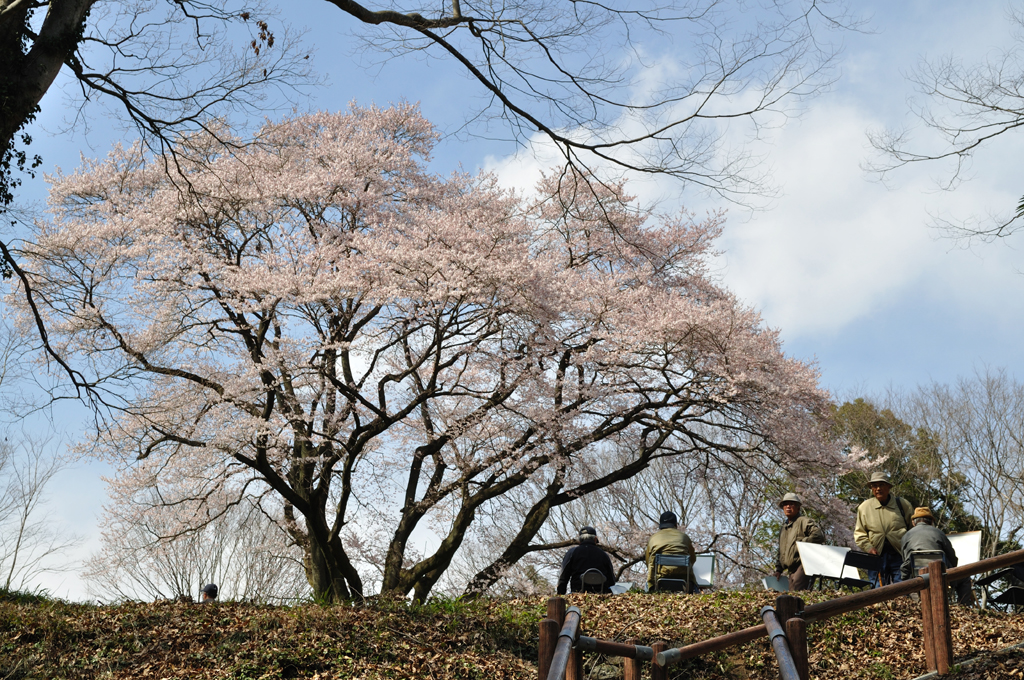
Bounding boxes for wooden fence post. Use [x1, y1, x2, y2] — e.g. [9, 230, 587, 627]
[542, 596, 567, 680]
[785, 617, 810, 680]
[624, 638, 641, 680]
[776, 595, 809, 680]
[775, 595, 800, 626]
[918, 568, 937, 672]
[548, 597, 567, 626]
[927, 560, 953, 674]
[651, 641, 668, 680]
[539, 618, 559, 680]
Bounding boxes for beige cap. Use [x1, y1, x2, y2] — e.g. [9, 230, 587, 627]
[911, 507, 935, 521]
[779, 492, 802, 507]
[868, 471, 892, 485]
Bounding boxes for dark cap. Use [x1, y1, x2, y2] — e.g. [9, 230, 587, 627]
[658, 511, 678, 529]
[579, 526, 598, 543]
[201, 583, 218, 598]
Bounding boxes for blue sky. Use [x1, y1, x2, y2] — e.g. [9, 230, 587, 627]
[11, 0, 1024, 600]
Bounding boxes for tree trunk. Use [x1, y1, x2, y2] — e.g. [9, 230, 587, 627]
[303, 523, 363, 603]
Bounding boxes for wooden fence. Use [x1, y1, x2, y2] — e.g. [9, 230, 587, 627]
[539, 547, 1024, 680]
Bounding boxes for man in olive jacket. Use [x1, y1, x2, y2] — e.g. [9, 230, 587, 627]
[854, 472, 914, 587]
[773, 493, 825, 591]
[646, 511, 697, 592]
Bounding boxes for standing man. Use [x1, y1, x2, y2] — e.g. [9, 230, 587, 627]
[773, 493, 825, 591]
[556, 526, 617, 594]
[646, 511, 698, 592]
[900, 507, 974, 605]
[854, 472, 914, 587]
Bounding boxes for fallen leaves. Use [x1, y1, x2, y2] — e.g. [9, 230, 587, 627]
[0, 590, 1021, 679]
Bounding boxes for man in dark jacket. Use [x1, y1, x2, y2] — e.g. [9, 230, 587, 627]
[900, 507, 974, 605]
[773, 493, 825, 591]
[556, 526, 617, 594]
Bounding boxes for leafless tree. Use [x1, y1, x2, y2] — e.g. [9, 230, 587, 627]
[83, 494, 309, 603]
[0, 434, 81, 592]
[2, 0, 858, 206]
[867, 4, 1024, 240]
[336, 0, 859, 196]
[892, 368, 1024, 558]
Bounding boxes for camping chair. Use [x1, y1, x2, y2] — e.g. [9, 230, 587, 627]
[909, 550, 947, 576]
[909, 550, 974, 605]
[812, 550, 876, 591]
[579, 568, 607, 594]
[652, 554, 692, 593]
[977, 564, 1024, 611]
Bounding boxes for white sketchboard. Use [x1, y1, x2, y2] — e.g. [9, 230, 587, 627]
[948, 531, 982, 566]
[763, 575, 789, 592]
[609, 582, 632, 594]
[694, 553, 715, 587]
[795, 542, 862, 580]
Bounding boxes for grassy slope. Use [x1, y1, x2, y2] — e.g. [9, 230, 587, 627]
[1, 589, 1022, 679]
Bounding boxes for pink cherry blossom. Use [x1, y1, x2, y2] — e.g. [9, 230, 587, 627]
[12, 105, 845, 601]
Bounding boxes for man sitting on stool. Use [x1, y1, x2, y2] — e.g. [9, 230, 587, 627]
[646, 511, 698, 593]
[900, 507, 974, 606]
[556, 526, 617, 594]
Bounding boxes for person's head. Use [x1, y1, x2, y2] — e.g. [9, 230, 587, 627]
[658, 511, 678, 529]
[579, 526, 599, 544]
[868, 472, 892, 503]
[201, 583, 218, 601]
[911, 507, 935, 526]
[779, 493, 802, 520]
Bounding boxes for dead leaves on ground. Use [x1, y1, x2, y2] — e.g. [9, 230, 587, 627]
[0, 591, 1021, 679]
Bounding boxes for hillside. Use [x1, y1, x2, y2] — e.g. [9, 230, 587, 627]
[1, 589, 1022, 679]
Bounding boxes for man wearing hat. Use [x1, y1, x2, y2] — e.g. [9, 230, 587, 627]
[773, 493, 825, 591]
[556, 526, 617, 594]
[854, 472, 915, 587]
[645, 511, 698, 592]
[900, 507, 974, 605]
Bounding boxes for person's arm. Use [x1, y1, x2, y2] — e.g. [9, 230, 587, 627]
[853, 505, 874, 554]
[601, 551, 616, 589]
[941, 535, 959, 568]
[805, 518, 825, 544]
[899, 533, 913, 580]
[645, 539, 655, 589]
[775, 533, 784, 577]
[686, 536, 697, 565]
[556, 549, 573, 595]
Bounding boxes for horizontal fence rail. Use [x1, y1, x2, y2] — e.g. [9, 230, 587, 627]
[575, 636, 654, 660]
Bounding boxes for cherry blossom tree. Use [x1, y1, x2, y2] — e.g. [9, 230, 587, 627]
[1, 0, 857, 409]
[13, 105, 837, 601]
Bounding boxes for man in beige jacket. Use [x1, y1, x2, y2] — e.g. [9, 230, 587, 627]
[773, 493, 824, 591]
[853, 472, 914, 587]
